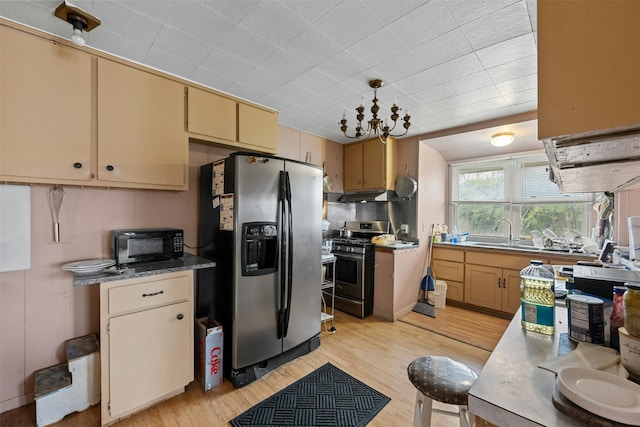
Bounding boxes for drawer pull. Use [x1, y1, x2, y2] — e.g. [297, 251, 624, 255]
[142, 290, 164, 297]
[177, 313, 184, 320]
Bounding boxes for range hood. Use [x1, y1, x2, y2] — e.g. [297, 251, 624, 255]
[338, 190, 397, 203]
[544, 127, 640, 193]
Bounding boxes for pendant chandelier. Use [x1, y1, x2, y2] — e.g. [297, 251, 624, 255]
[339, 79, 411, 143]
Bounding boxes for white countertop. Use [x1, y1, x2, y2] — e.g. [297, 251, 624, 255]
[468, 305, 583, 426]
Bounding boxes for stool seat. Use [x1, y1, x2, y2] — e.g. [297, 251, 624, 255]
[407, 356, 478, 427]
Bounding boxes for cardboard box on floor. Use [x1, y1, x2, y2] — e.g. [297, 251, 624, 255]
[427, 280, 447, 309]
[195, 317, 223, 391]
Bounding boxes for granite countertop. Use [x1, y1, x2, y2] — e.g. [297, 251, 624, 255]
[71, 253, 216, 286]
[374, 241, 421, 250]
[434, 240, 596, 259]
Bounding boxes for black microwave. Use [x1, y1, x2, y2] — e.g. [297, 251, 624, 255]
[112, 228, 184, 265]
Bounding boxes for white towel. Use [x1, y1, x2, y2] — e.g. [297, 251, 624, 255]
[538, 342, 628, 378]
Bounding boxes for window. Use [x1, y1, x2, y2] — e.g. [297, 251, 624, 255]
[450, 154, 594, 239]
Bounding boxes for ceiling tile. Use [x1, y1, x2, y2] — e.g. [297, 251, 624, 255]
[487, 55, 536, 84]
[444, 0, 520, 25]
[200, 48, 256, 80]
[459, 1, 533, 50]
[282, 26, 343, 67]
[445, 71, 494, 95]
[386, 0, 458, 49]
[431, 53, 485, 84]
[496, 74, 537, 96]
[476, 33, 536, 69]
[144, 48, 197, 79]
[218, 26, 278, 63]
[279, 0, 341, 24]
[153, 25, 214, 65]
[164, 1, 235, 43]
[200, 0, 259, 24]
[411, 28, 473, 70]
[313, 1, 382, 48]
[347, 26, 407, 67]
[240, 1, 308, 47]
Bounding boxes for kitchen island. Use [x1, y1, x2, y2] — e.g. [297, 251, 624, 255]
[468, 305, 584, 426]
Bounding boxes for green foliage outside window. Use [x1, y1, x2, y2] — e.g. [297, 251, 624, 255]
[521, 204, 584, 236]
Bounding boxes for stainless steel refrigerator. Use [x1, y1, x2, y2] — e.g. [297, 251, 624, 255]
[197, 152, 322, 387]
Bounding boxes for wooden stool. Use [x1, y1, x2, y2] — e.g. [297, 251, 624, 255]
[407, 356, 478, 427]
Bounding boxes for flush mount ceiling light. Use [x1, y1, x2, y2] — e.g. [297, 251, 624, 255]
[490, 132, 515, 147]
[339, 79, 411, 144]
[54, 1, 101, 47]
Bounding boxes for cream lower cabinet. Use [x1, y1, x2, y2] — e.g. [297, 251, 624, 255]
[100, 271, 193, 426]
[465, 251, 532, 314]
[464, 264, 522, 314]
[431, 247, 464, 302]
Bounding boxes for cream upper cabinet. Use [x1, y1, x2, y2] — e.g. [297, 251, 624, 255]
[187, 87, 278, 154]
[343, 142, 364, 191]
[0, 27, 188, 190]
[97, 58, 188, 189]
[0, 27, 92, 182]
[238, 102, 278, 153]
[324, 140, 344, 193]
[343, 137, 396, 191]
[538, 0, 640, 139]
[186, 86, 237, 143]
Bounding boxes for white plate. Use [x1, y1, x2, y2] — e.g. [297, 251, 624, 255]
[557, 367, 640, 425]
[62, 259, 115, 273]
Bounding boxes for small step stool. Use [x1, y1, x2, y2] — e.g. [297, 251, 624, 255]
[34, 334, 100, 427]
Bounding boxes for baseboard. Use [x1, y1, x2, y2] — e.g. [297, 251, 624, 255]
[0, 392, 33, 414]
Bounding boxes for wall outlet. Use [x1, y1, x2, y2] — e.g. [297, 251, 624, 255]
[400, 224, 409, 233]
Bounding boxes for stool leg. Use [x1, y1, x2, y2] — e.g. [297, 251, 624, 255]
[413, 390, 432, 427]
[458, 405, 475, 427]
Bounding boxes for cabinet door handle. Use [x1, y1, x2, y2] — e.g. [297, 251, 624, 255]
[498, 278, 501, 288]
[142, 290, 164, 297]
[176, 313, 184, 320]
[502, 278, 506, 288]
[106, 165, 115, 171]
[73, 162, 83, 169]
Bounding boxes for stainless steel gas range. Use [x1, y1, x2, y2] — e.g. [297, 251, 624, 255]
[326, 221, 389, 318]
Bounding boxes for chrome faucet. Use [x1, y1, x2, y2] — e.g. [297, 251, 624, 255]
[494, 218, 513, 245]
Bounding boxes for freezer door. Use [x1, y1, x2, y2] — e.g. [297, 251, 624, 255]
[283, 160, 322, 351]
[232, 155, 283, 369]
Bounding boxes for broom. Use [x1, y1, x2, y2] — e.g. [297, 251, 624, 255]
[413, 224, 436, 317]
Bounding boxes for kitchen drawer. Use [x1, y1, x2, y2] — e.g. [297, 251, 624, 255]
[432, 259, 464, 282]
[465, 250, 531, 270]
[108, 273, 190, 314]
[445, 280, 464, 302]
[432, 247, 464, 263]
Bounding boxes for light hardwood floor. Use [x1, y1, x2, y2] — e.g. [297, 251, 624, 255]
[1, 307, 508, 427]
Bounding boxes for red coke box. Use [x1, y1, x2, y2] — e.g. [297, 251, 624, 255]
[195, 317, 223, 391]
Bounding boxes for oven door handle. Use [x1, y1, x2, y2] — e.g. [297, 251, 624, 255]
[333, 252, 365, 262]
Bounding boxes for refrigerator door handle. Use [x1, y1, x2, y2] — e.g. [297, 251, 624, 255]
[277, 170, 288, 339]
[282, 170, 293, 337]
